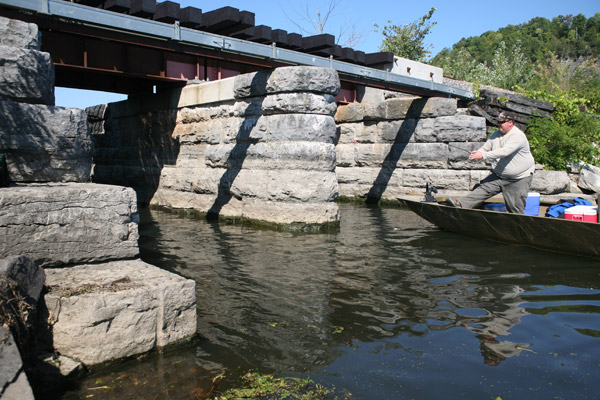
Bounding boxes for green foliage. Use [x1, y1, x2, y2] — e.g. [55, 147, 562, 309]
[375, 7, 437, 62]
[434, 41, 533, 90]
[525, 115, 598, 170]
[430, 13, 600, 67]
[209, 372, 352, 400]
[515, 53, 600, 170]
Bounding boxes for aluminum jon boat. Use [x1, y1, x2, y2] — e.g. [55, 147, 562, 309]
[399, 196, 600, 259]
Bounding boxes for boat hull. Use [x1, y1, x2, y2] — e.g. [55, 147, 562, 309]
[401, 198, 600, 259]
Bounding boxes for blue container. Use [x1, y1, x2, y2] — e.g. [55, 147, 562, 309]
[525, 192, 540, 216]
[483, 203, 506, 212]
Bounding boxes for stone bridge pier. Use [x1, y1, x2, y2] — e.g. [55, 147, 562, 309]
[92, 66, 341, 229]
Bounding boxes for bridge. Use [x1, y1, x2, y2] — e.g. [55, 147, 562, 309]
[0, 0, 472, 101]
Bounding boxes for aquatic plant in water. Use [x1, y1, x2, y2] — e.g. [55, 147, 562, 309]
[208, 372, 352, 400]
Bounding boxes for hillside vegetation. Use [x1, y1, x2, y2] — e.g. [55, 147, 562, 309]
[429, 13, 600, 170]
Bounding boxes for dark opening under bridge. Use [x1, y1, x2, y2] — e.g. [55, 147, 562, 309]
[0, 0, 473, 101]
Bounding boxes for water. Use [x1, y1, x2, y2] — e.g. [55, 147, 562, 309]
[59, 203, 600, 400]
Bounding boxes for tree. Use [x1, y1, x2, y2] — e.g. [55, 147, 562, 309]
[281, 0, 367, 48]
[375, 7, 437, 62]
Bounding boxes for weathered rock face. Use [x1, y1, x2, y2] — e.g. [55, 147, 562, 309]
[531, 170, 571, 194]
[0, 17, 53, 105]
[578, 164, 600, 193]
[0, 16, 40, 50]
[0, 326, 35, 400]
[0, 46, 55, 105]
[0, 101, 91, 183]
[0, 183, 139, 267]
[44, 260, 197, 365]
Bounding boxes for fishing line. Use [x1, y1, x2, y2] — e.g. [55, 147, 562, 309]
[447, 143, 473, 154]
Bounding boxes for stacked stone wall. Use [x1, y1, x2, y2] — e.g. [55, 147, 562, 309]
[0, 16, 90, 184]
[89, 98, 179, 205]
[335, 97, 491, 199]
[95, 66, 342, 226]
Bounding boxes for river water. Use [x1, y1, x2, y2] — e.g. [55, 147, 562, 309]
[60, 203, 600, 400]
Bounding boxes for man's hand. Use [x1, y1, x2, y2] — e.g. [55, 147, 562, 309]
[469, 150, 483, 161]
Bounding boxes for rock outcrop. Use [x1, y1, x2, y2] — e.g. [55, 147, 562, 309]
[44, 259, 197, 365]
[0, 183, 139, 267]
[0, 102, 91, 183]
[578, 164, 600, 193]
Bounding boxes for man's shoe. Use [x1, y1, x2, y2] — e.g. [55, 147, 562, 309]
[445, 196, 461, 207]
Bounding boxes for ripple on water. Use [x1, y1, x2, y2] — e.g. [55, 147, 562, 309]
[58, 204, 600, 400]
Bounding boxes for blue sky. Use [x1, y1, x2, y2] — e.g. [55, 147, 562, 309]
[55, 0, 599, 108]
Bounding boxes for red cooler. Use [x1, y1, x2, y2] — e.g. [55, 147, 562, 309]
[564, 205, 598, 222]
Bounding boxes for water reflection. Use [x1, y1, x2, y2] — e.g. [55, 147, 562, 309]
[60, 204, 600, 400]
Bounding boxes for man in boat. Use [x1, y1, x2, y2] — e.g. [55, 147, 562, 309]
[446, 112, 535, 213]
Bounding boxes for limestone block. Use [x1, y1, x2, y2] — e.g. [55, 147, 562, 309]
[174, 120, 224, 145]
[336, 143, 357, 167]
[385, 97, 457, 120]
[261, 93, 337, 115]
[204, 142, 336, 171]
[336, 166, 403, 186]
[158, 167, 338, 202]
[266, 114, 337, 143]
[233, 98, 263, 117]
[342, 142, 448, 169]
[0, 101, 91, 183]
[578, 164, 600, 193]
[234, 66, 340, 98]
[403, 169, 473, 191]
[226, 170, 338, 203]
[363, 102, 386, 121]
[448, 141, 486, 169]
[174, 116, 263, 145]
[334, 102, 363, 123]
[150, 189, 340, 225]
[44, 260, 197, 365]
[0, 327, 35, 400]
[531, 170, 571, 194]
[0, 46, 54, 105]
[0, 183, 139, 267]
[0, 16, 40, 50]
[225, 116, 268, 144]
[176, 78, 235, 108]
[337, 122, 364, 144]
[395, 143, 448, 169]
[377, 119, 417, 143]
[351, 143, 391, 167]
[173, 144, 209, 167]
[157, 166, 220, 194]
[414, 115, 487, 142]
[176, 101, 236, 124]
[336, 167, 404, 199]
[338, 121, 377, 144]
